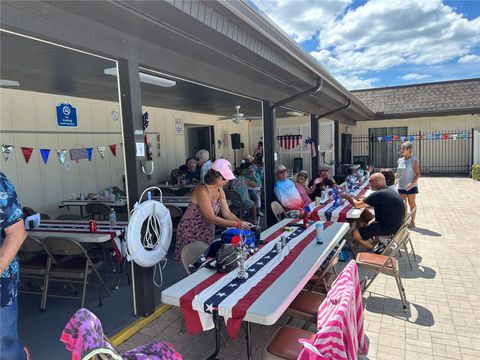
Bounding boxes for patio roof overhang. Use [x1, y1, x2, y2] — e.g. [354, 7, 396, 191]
[0, 0, 374, 125]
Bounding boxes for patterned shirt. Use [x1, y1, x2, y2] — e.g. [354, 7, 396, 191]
[0, 172, 24, 307]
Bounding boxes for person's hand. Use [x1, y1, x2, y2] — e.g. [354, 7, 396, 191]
[313, 178, 322, 185]
[406, 182, 412, 190]
[239, 221, 253, 229]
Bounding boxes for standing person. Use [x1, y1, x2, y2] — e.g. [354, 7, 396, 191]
[253, 141, 263, 162]
[229, 167, 258, 225]
[174, 159, 251, 261]
[397, 141, 420, 228]
[196, 149, 212, 182]
[241, 162, 263, 216]
[308, 166, 337, 201]
[342, 173, 405, 250]
[0, 172, 29, 360]
[294, 171, 315, 206]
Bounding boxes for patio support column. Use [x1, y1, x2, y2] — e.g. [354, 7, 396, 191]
[310, 113, 318, 176]
[262, 100, 277, 227]
[334, 120, 340, 177]
[118, 58, 155, 317]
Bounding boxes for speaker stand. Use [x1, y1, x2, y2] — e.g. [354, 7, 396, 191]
[233, 148, 237, 168]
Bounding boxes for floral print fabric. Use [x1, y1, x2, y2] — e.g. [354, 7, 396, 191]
[0, 172, 24, 308]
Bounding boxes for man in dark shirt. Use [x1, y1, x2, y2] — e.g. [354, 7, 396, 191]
[308, 166, 337, 200]
[342, 172, 405, 250]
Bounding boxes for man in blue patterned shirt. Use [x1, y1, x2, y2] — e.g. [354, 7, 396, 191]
[1, 172, 28, 359]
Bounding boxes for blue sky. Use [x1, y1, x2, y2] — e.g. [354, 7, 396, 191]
[250, 0, 480, 90]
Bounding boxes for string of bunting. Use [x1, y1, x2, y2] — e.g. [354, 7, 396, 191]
[277, 134, 302, 150]
[376, 132, 468, 142]
[0, 143, 122, 163]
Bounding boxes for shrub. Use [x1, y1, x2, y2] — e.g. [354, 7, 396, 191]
[473, 164, 480, 181]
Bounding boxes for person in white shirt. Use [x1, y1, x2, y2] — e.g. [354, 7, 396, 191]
[196, 149, 212, 183]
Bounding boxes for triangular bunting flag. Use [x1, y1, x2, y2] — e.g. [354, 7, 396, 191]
[426, 133, 433, 140]
[21, 147, 33, 163]
[97, 146, 106, 159]
[443, 133, 449, 140]
[109, 144, 117, 156]
[408, 136, 415, 142]
[1, 144, 14, 161]
[377, 136, 383, 142]
[435, 132, 441, 140]
[462, 132, 468, 140]
[452, 134, 458, 140]
[87, 148, 93, 161]
[400, 136, 406, 142]
[385, 135, 391, 141]
[40, 149, 50, 164]
[392, 135, 399, 140]
[57, 149, 67, 164]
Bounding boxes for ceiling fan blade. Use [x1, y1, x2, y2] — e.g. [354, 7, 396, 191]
[244, 116, 262, 120]
[217, 116, 231, 120]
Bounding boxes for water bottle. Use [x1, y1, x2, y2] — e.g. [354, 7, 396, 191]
[316, 223, 324, 244]
[109, 209, 117, 227]
[333, 187, 340, 206]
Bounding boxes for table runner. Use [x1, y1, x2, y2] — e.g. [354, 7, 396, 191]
[297, 260, 367, 360]
[312, 181, 370, 222]
[179, 220, 333, 339]
[27, 221, 126, 263]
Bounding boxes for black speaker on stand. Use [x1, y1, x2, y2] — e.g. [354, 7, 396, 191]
[231, 133, 241, 167]
[341, 133, 352, 165]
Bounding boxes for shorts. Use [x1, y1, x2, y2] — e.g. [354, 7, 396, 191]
[398, 186, 418, 195]
[358, 222, 392, 241]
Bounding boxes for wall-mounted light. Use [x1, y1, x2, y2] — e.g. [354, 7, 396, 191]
[286, 111, 305, 116]
[104, 67, 176, 88]
[0, 79, 20, 87]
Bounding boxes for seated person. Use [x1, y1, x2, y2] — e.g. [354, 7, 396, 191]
[381, 169, 396, 192]
[308, 166, 337, 200]
[294, 170, 315, 206]
[196, 149, 212, 182]
[241, 162, 264, 216]
[342, 173, 405, 250]
[182, 158, 200, 184]
[274, 164, 304, 210]
[229, 167, 257, 225]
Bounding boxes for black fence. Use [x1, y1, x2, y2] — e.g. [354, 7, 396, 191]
[351, 129, 474, 175]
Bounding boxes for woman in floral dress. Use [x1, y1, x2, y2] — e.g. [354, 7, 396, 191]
[174, 159, 251, 261]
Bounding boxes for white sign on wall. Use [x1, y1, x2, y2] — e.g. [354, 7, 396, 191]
[175, 118, 183, 135]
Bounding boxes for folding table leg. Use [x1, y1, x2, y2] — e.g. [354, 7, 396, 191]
[244, 321, 253, 360]
[206, 310, 221, 360]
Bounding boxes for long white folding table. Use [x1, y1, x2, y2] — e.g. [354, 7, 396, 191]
[161, 218, 349, 359]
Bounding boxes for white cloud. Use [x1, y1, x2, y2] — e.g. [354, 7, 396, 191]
[458, 54, 480, 63]
[400, 73, 432, 80]
[333, 74, 380, 90]
[253, 0, 480, 88]
[253, 0, 352, 42]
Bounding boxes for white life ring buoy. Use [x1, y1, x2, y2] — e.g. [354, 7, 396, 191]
[126, 199, 172, 267]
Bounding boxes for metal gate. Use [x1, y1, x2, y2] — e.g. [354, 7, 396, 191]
[351, 129, 474, 175]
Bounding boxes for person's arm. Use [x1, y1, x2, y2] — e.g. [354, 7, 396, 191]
[0, 220, 27, 273]
[341, 193, 370, 209]
[194, 187, 250, 229]
[406, 160, 421, 190]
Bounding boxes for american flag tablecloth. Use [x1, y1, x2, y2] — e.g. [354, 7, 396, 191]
[311, 181, 370, 222]
[27, 221, 127, 263]
[298, 260, 368, 360]
[179, 219, 333, 339]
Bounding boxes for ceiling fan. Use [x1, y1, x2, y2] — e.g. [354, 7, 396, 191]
[217, 105, 260, 124]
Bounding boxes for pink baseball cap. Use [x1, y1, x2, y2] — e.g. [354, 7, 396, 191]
[211, 159, 236, 180]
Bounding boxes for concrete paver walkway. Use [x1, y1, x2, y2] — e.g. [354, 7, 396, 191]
[118, 177, 480, 359]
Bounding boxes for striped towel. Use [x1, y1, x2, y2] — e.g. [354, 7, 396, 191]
[297, 260, 367, 360]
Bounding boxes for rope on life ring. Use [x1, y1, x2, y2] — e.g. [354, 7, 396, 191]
[126, 187, 172, 268]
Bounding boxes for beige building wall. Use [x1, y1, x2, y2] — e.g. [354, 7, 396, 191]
[0, 89, 250, 217]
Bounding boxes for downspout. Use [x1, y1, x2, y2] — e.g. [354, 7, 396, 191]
[264, 78, 323, 227]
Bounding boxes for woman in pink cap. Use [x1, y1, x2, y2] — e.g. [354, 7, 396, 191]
[174, 159, 252, 261]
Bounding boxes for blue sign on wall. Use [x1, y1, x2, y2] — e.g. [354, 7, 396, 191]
[56, 103, 77, 127]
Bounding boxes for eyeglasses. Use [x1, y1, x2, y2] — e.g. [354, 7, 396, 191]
[277, 169, 287, 174]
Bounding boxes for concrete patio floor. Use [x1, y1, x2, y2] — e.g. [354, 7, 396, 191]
[117, 177, 480, 359]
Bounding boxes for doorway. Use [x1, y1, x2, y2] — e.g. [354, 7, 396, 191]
[185, 125, 215, 159]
